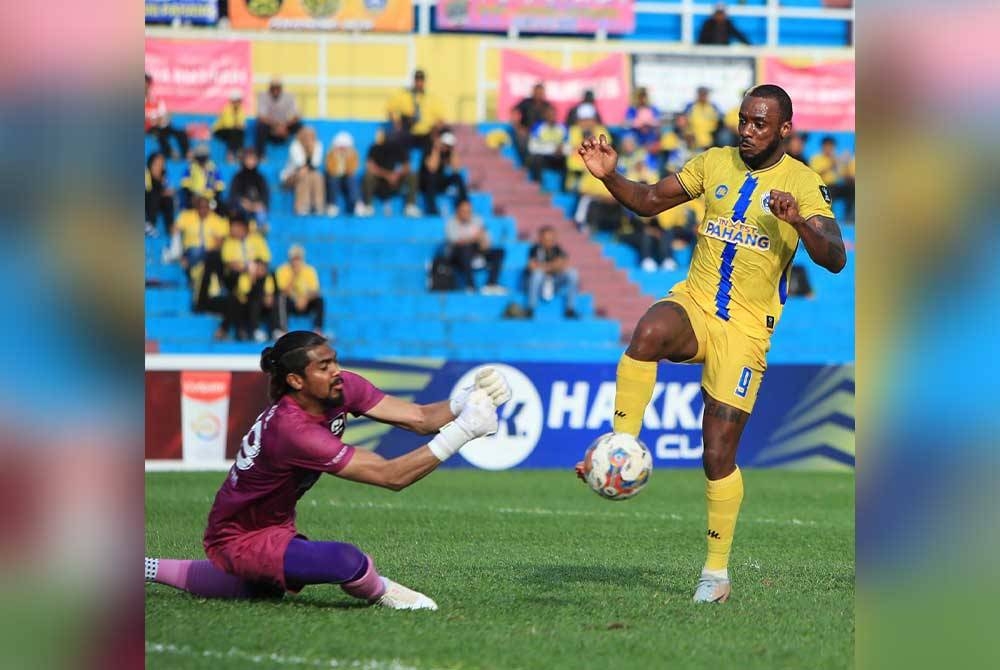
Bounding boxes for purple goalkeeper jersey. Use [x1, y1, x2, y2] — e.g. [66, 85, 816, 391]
[204, 371, 385, 549]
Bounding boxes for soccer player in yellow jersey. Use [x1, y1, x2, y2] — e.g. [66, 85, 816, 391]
[577, 85, 846, 603]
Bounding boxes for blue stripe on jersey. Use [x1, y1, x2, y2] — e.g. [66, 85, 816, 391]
[715, 242, 738, 320]
[732, 173, 758, 223]
[778, 244, 799, 305]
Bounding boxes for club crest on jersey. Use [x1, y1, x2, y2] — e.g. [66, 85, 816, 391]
[715, 185, 729, 199]
[703, 218, 771, 252]
[760, 193, 772, 214]
[330, 415, 345, 436]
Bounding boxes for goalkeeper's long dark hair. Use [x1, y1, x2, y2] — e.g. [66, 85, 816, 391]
[259, 331, 328, 401]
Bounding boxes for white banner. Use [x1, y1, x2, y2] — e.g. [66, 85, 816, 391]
[180, 371, 232, 465]
[631, 54, 756, 117]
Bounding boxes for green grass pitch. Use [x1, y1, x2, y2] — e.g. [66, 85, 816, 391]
[146, 469, 854, 669]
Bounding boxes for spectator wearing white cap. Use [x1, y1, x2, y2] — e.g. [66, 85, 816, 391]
[323, 131, 361, 217]
[255, 77, 303, 160]
[418, 129, 468, 216]
[563, 102, 610, 193]
[213, 89, 247, 163]
[564, 90, 603, 128]
[274, 244, 325, 336]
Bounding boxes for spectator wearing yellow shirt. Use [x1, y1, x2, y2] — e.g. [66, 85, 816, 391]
[213, 90, 247, 163]
[275, 245, 325, 336]
[682, 86, 724, 150]
[181, 145, 226, 210]
[809, 136, 855, 223]
[172, 192, 229, 312]
[386, 69, 446, 152]
[218, 213, 269, 341]
[324, 131, 361, 217]
[216, 254, 276, 343]
[718, 104, 740, 147]
[657, 113, 696, 176]
[526, 106, 567, 188]
[564, 104, 611, 193]
[573, 168, 622, 235]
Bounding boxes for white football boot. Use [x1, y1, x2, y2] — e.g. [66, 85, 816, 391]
[374, 577, 438, 611]
[692, 572, 732, 603]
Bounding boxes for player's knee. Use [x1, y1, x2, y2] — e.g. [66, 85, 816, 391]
[702, 442, 736, 479]
[628, 319, 669, 360]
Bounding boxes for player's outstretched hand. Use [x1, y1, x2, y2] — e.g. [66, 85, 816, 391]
[577, 134, 618, 180]
[768, 189, 802, 224]
[475, 367, 512, 408]
[454, 389, 499, 439]
[450, 366, 512, 415]
[574, 461, 587, 482]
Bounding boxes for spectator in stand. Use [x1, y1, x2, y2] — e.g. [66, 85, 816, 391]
[574, 170, 623, 235]
[360, 127, 421, 218]
[275, 244, 326, 337]
[181, 144, 226, 210]
[637, 197, 705, 273]
[213, 90, 247, 163]
[217, 213, 273, 341]
[526, 106, 567, 189]
[172, 191, 229, 312]
[683, 87, 724, 151]
[625, 87, 662, 149]
[658, 113, 696, 175]
[217, 257, 275, 343]
[564, 90, 603, 128]
[324, 131, 361, 217]
[444, 198, 506, 295]
[524, 226, 579, 319]
[228, 147, 270, 234]
[784, 130, 808, 163]
[282, 126, 325, 217]
[145, 73, 189, 159]
[419, 130, 468, 216]
[718, 104, 740, 147]
[697, 3, 752, 45]
[145, 152, 175, 237]
[386, 69, 446, 152]
[255, 77, 303, 160]
[511, 83, 554, 165]
[564, 103, 611, 193]
[809, 136, 855, 223]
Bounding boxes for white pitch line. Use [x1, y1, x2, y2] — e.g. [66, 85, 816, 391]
[321, 499, 826, 527]
[145, 642, 427, 669]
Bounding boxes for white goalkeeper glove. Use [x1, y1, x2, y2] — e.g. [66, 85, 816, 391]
[429, 390, 499, 461]
[449, 366, 512, 415]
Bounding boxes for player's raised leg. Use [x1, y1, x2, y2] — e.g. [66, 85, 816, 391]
[613, 301, 700, 436]
[693, 391, 750, 603]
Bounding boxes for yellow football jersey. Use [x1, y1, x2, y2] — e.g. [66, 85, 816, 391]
[674, 147, 834, 340]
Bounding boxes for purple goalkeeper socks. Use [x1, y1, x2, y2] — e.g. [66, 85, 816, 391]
[282, 539, 386, 600]
[148, 558, 258, 598]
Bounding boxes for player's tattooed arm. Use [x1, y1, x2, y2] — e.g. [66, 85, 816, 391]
[768, 189, 847, 273]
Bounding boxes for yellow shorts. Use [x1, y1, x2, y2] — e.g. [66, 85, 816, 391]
[659, 291, 770, 414]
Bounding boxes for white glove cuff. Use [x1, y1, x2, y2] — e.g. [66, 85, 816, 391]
[427, 421, 474, 462]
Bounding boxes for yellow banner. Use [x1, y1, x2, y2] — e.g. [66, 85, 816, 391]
[230, 0, 413, 32]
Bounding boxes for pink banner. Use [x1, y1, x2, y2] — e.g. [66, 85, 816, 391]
[498, 51, 629, 125]
[144, 38, 254, 114]
[438, 0, 634, 35]
[761, 58, 855, 131]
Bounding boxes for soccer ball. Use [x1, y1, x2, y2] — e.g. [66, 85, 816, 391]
[582, 432, 653, 500]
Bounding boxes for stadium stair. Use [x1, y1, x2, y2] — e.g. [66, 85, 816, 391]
[455, 125, 651, 342]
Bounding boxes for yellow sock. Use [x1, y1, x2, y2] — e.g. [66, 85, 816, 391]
[704, 467, 744, 572]
[613, 354, 657, 436]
